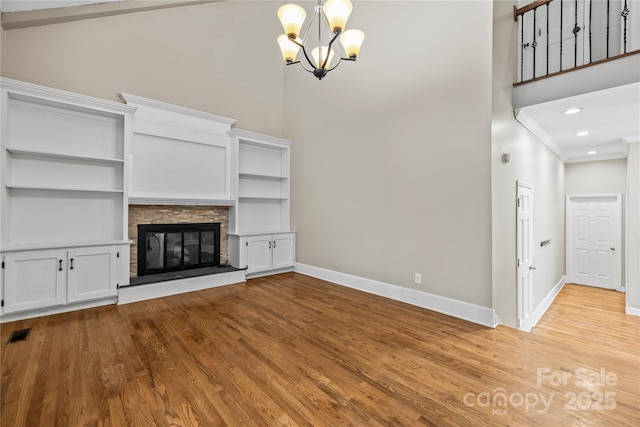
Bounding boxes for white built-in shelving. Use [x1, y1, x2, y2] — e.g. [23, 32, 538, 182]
[228, 129, 295, 277]
[0, 78, 135, 319]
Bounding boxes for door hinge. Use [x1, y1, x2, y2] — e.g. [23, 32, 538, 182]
[517, 198, 522, 207]
[517, 258, 521, 267]
[517, 318, 521, 327]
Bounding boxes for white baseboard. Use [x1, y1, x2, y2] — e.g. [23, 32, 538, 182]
[0, 297, 117, 323]
[118, 270, 246, 304]
[294, 263, 498, 328]
[626, 306, 640, 316]
[521, 275, 566, 332]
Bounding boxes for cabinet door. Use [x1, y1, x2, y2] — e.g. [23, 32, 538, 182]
[67, 247, 117, 303]
[247, 235, 272, 274]
[3, 250, 66, 313]
[272, 234, 295, 270]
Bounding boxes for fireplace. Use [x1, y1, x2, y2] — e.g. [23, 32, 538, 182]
[138, 223, 220, 277]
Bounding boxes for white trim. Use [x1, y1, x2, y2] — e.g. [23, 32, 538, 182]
[514, 109, 568, 162]
[117, 270, 246, 304]
[128, 194, 235, 206]
[228, 129, 292, 148]
[0, 297, 117, 323]
[1, 78, 136, 116]
[625, 306, 640, 316]
[119, 92, 235, 126]
[294, 263, 498, 328]
[520, 276, 566, 333]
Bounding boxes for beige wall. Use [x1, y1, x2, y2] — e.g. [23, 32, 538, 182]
[565, 159, 628, 195]
[626, 143, 640, 311]
[286, 1, 494, 307]
[491, 0, 566, 327]
[1, 1, 284, 135]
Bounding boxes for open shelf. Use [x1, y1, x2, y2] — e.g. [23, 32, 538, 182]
[6, 185, 124, 193]
[239, 173, 287, 181]
[6, 147, 124, 164]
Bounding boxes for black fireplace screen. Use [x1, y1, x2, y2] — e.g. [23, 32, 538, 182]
[138, 223, 220, 276]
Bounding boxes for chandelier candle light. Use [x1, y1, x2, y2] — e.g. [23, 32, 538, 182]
[277, 0, 365, 80]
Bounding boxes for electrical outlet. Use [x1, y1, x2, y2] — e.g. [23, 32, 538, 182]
[414, 273, 422, 285]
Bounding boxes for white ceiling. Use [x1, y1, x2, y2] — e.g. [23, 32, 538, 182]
[516, 82, 639, 163]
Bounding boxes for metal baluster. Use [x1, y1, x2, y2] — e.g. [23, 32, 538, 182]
[589, 0, 593, 62]
[573, 0, 580, 67]
[607, 0, 610, 58]
[533, 7, 538, 78]
[560, 0, 564, 71]
[521, 14, 525, 82]
[622, 0, 630, 53]
[547, 2, 550, 76]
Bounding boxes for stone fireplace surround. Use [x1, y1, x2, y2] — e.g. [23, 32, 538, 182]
[128, 205, 229, 278]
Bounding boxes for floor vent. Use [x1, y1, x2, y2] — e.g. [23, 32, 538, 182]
[8, 328, 31, 343]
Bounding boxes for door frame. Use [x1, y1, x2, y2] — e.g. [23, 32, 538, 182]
[566, 193, 623, 291]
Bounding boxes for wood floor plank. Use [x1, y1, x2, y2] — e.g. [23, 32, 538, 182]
[2, 274, 639, 426]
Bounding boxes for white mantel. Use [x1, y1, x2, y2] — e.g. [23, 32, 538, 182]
[120, 93, 237, 206]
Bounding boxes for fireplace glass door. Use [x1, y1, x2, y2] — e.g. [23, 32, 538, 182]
[138, 223, 220, 276]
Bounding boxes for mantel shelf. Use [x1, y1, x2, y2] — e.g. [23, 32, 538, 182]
[6, 185, 123, 193]
[239, 173, 288, 181]
[6, 148, 124, 164]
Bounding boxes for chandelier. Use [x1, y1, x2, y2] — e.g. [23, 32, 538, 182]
[276, 0, 365, 80]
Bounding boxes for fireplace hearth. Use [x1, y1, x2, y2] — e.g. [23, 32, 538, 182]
[137, 223, 221, 277]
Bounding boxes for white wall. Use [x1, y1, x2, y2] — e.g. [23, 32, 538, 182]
[565, 159, 628, 195]
[286, 1, 494, 308]
[492, 0, 566, 328]
[1, 2, 284, 136]
[627, 143, 640, 312]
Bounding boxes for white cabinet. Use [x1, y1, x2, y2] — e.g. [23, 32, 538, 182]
[228, 130, 296, 278]
[67, 246, 120, 303]
[2, 245, 125, 314]
[230, 233, 296, 276]
[2, 250, 66, 313]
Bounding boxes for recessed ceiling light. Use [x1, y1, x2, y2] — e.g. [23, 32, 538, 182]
[587, 150, 598, 155]
[564, 108, 582, 115]
[576, 131, 589, 136]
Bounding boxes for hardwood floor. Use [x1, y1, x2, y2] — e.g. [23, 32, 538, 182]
[2, 273, 639, 426]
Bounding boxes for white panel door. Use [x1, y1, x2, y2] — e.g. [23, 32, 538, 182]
[567, 195, 621, 289]
[247, 235, 272, 275]
[272, 234, 295, 270]
[3, 250, 66, 313]
[67, 247, 117, 303]
[517, 182, 534, 330]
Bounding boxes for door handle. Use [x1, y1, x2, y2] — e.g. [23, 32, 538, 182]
[529, 265, 536, 270]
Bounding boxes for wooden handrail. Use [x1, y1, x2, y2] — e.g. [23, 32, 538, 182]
[514, 0, 553, 22]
